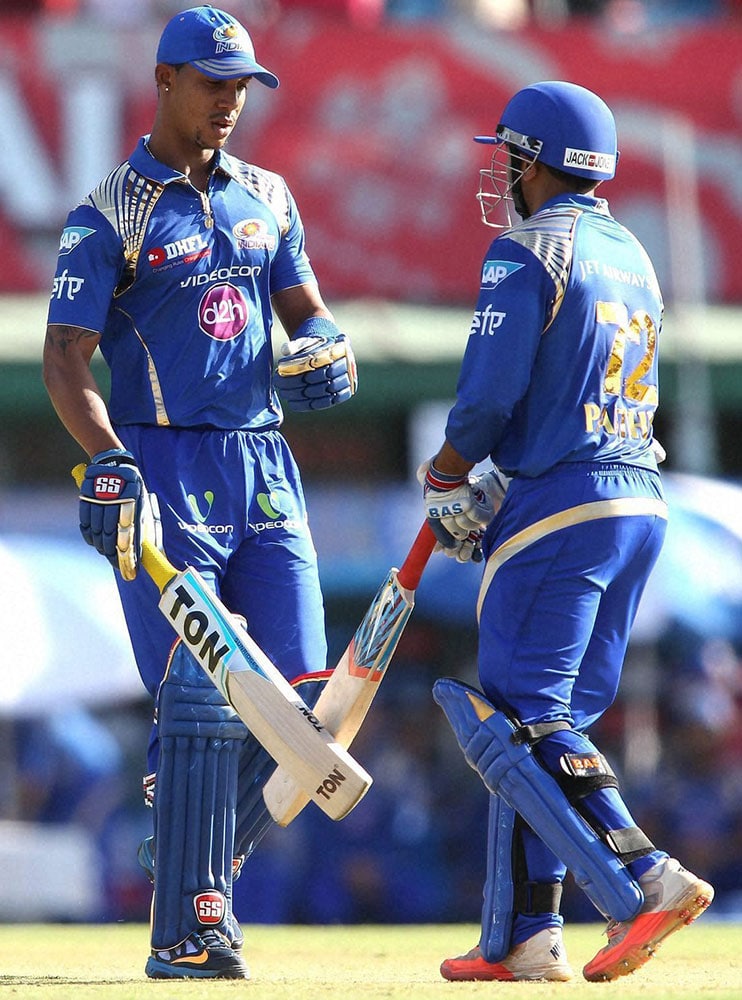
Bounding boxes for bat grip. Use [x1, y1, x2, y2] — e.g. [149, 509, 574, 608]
[396, 522, 437, 591]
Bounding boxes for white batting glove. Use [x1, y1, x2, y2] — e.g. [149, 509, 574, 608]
[435, 530, 485, 564]
[474, 467, 511, 511]
[651, 437, 667, 464]
[417, 459, 494, 549]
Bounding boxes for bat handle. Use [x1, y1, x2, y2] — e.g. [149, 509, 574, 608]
[396, 522, 438, 591]
[140, 540, 176, 593]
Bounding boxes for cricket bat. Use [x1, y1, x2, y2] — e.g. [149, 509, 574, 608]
[72, 464, 372, 822]
[263, 522, 438, 826]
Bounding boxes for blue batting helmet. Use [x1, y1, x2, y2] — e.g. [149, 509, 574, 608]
[475, 81, 618, 182]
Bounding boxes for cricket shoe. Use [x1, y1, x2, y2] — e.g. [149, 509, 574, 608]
[440, 927, 573, 981]
[583, 857, 714, 982]
[137, 836, 244, 952]
[145, 929, 249, 979]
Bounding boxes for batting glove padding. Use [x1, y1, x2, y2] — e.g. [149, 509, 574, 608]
[276, 320, 358, 412]
[419, 459, 501, 549]
[79, 448, 160, 581]
[434, 530, 485, 564]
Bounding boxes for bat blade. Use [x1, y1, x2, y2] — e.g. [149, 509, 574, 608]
[263, 523, 437, 825]
[71, 463, 372, 822]
[159, 564, 373, 821]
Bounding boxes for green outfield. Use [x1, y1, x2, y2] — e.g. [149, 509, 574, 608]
[1, 922, 740, 999]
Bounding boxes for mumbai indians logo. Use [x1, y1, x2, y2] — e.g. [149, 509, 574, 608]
[213, 23, 249, 52]
[481, 259, 524, 289]
[233, 218, 276, 251]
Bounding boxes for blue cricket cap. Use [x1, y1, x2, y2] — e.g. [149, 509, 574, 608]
[157, 5, 279, 88]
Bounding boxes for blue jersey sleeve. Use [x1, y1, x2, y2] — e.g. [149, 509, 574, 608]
[269, 183, 316, 295]
[445, 242, 554, 464]
[47, 204, 125, 332]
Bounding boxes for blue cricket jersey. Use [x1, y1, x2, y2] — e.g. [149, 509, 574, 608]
[47, 137, 316, 430]
[445, 194, 663, 477]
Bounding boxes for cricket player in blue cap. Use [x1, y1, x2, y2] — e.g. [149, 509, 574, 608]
[44, 5, 357, 979]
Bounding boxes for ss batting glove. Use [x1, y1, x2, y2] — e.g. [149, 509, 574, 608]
[78, 449, 161, 581]
[276, 318, 358, 412]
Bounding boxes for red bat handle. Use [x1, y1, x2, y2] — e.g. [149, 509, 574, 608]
[396, 522, 438, 591]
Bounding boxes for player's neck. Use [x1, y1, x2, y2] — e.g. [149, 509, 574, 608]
[145, 131, 215, 191]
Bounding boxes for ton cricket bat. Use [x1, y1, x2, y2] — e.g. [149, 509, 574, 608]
[72, 465, 372, 822]
[263, 522, 437, 825]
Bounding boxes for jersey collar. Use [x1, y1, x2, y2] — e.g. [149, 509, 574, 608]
[541, 192, 612, 216]
[129, 136, 240, 185]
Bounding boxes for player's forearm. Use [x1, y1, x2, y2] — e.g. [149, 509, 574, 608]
[432, 439, 475, 478]
[43, 325, 124, 458]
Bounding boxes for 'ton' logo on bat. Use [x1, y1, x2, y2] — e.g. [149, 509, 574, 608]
[165, 578, 236, 697]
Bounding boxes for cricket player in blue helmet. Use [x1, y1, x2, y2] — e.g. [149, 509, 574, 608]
[419, 81, 714, 982]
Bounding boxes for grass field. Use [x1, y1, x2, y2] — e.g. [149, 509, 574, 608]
[1, 921, 740, 1000]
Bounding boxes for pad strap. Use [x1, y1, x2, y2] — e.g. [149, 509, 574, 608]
[606, 826, 656, 863]
[513, 881, 563, 916]
[512, 720, 571, 744]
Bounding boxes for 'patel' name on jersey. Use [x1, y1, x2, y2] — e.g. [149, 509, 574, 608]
[584, 400, 655, 442]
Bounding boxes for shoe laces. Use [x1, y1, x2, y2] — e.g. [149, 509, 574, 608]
[604, 919, 628, 944]
[199, 929, 232, 951]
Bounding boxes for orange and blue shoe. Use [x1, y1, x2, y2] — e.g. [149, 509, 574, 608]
[145, 929, 248, 979]
[583, 857, 714, 982]
[440, 927, 574, 982]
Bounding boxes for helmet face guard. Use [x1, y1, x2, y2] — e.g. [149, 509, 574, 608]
[476, 125, 543, 230]
[475, 82, 618, 230]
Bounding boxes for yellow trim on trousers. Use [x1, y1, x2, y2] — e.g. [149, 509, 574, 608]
[476, 497, 668, 622]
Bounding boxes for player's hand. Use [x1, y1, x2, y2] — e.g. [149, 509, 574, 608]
[418, 460, 510, 550]
[418, 459, 495, 548]
[434, 530, 485, 564]
[475, 467, 511, 511]
[276, 332, 358, 411]
[78, 449, 161, 581]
